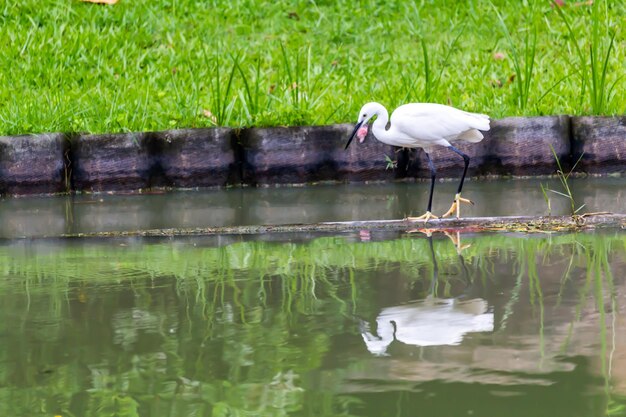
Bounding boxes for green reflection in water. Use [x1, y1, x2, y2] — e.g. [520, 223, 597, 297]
[0, 230, 624, 417]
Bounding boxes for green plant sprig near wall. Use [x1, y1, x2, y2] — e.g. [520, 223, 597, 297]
[541, 144, 587, 216]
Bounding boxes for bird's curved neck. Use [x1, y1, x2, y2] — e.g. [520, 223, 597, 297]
[371, 106, 392, 142]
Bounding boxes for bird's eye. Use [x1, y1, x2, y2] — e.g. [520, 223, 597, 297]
[362, 113, 367, 117]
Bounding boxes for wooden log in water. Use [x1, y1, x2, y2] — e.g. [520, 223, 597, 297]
[54, 213, 626, 239]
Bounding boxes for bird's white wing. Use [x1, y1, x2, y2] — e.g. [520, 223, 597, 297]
[391, 103, 490, 146]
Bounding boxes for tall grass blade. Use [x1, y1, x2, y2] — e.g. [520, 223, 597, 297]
[420, 39, 431, 101]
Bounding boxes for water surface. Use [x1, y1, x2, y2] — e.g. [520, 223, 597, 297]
[1, 229, 625, 417]
[0, 176, 623, 238]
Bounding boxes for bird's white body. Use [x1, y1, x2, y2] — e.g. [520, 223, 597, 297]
[360, 102, 490, 152]
[346, 101, 491, 220]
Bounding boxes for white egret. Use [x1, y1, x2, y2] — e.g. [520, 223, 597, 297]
[345, 102, 491, 221]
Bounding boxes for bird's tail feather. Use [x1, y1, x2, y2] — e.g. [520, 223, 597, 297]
[463, 111, 491, 132]
[456, 128, 484, 143]
[475, 118, 491, 132]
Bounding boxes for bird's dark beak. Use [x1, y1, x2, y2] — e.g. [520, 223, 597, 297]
[345, 121, 363, 150]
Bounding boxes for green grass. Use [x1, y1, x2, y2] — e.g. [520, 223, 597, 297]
[0, 0, 623, 136]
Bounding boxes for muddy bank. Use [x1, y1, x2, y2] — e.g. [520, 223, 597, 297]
[14, 213, 626, 240]
[0, 116, 624, 195]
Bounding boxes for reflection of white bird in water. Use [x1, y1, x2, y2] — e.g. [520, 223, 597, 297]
[361, 298, 494, 356]
[345, 102, 490, 222]
[360, 235, 493, 356]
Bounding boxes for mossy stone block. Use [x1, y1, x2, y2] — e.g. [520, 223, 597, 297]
[152, 128, 238, 188]
[0, 133, 68, 195]
[71, 132, 153, 191]
[571, 116, 626, 174]
[240, 124, 401, 185]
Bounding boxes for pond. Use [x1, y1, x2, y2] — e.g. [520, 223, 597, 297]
[0, 228, 624, 417]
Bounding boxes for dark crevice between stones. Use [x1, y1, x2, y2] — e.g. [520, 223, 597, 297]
[397, 148, 416, 178]
[0, 141, 7, 195]
[474, 155, 506, 177]
[564, 115, 576, 173]
[236, 128, 254, 186]
[230, 128, 246, 186]
[63, 132, 79, 193]
[61, 133, 77, 235]
[142, 132, 172, 189]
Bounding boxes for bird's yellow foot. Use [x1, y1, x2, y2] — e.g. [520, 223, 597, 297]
[443, 231, 472, 254]
[406, 227, 436, 236]
[441, 193, 474, 218]
[406, 211, 439, 223]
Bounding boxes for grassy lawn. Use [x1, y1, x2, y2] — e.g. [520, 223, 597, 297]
[0, 0, 623, 135]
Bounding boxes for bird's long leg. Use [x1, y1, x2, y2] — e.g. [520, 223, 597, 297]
[442, 145, 474, 218]
[443, 231, 471, 285]
[407, 152, 438, 223]
[427, 235, 439, 297]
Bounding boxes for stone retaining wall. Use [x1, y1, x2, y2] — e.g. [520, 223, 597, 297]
[0, 116, 624, 195]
